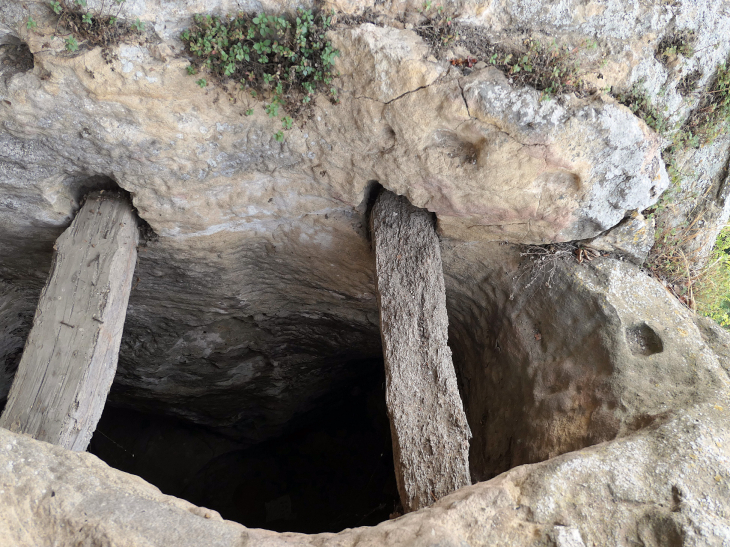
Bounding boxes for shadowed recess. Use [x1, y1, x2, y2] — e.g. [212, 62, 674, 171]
[88, 359, 401, 533]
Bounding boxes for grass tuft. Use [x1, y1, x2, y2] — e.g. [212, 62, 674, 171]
[483, 38, 587, 97]
[694, 226, 730, 327]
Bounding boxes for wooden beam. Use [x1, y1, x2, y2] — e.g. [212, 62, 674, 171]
[371, 190, 471, 513]
[0, 192, 138, 451]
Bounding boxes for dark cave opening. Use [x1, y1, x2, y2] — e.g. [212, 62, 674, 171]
[87, 360, 401, 533]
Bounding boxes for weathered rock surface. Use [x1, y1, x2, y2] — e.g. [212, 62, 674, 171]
[587, 211, 655, 264]
[664, 137, 730, 269]
[1, 0, 730, 541]
[1, 400, 728, 546]
[0, 283, 32, 404]
[3, 246, 730, 544]
[445, 246, 730, 481]
[455, 68, 666, 241]
[331, 23, 445, 103]
[0, 0, 697, 438]
[371, 191, 471, 512]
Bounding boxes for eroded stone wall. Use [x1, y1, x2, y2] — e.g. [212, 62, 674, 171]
[1, 2, 730, 542]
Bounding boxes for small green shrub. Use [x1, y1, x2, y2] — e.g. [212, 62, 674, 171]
[181, 8, 340, 132]
[65, 35, 79, 52]
[414, 3, 459, 55]
[677, 68, 702, 96]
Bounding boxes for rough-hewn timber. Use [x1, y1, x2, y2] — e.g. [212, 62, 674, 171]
[0, 193, 138, 451]
[371, 190, 471, 512]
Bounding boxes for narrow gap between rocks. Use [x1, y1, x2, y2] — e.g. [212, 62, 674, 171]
[87, 358, 401, 534]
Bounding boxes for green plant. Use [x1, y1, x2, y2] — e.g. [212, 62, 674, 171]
[677, 68, 702, 96]
[186, 65, 196, 75]
[245, 108, 254, 116]
[181, 9, 340, 105]
[265, 102, 279, 117]
[26, 17, 37, 30]
[65, 35, 78, 51]
[414, 3, 458, 54]
[611, 82, 673, 135]
[132, 18, 144, 32]
[656, 30, 696, 65]
[274, 130, 284, 142]
[181, 8, 339, 141]
[196, 78, 207, 88]
[50, 1, 62, 15]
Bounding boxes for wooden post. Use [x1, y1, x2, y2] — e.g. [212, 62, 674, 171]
[371, 190, 471, 513]
[0, 192, 138, 452]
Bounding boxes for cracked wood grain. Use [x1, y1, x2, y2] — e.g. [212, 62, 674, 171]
[0, 193, 138, 451]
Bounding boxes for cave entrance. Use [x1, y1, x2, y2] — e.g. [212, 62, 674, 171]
[87, 359, 400, 533]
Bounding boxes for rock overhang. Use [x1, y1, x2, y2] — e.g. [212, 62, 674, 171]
[2, 16, 669, 247]
[0, 0, 689, 449]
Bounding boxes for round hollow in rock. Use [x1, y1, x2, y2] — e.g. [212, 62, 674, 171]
[625, 323, 664, 356]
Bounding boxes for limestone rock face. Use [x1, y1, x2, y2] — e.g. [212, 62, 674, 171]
[0, 283, 32, 403]
[588, 212, 655, 263]
[331, 24, 445, 103]
[453, 68, 666, 241]
[444, 247, 730, 482]
[0, 1, 679, 438]
[1, 0, 730, 543]
[3, 243, 730, 544]
[1, 388, 729, 545]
